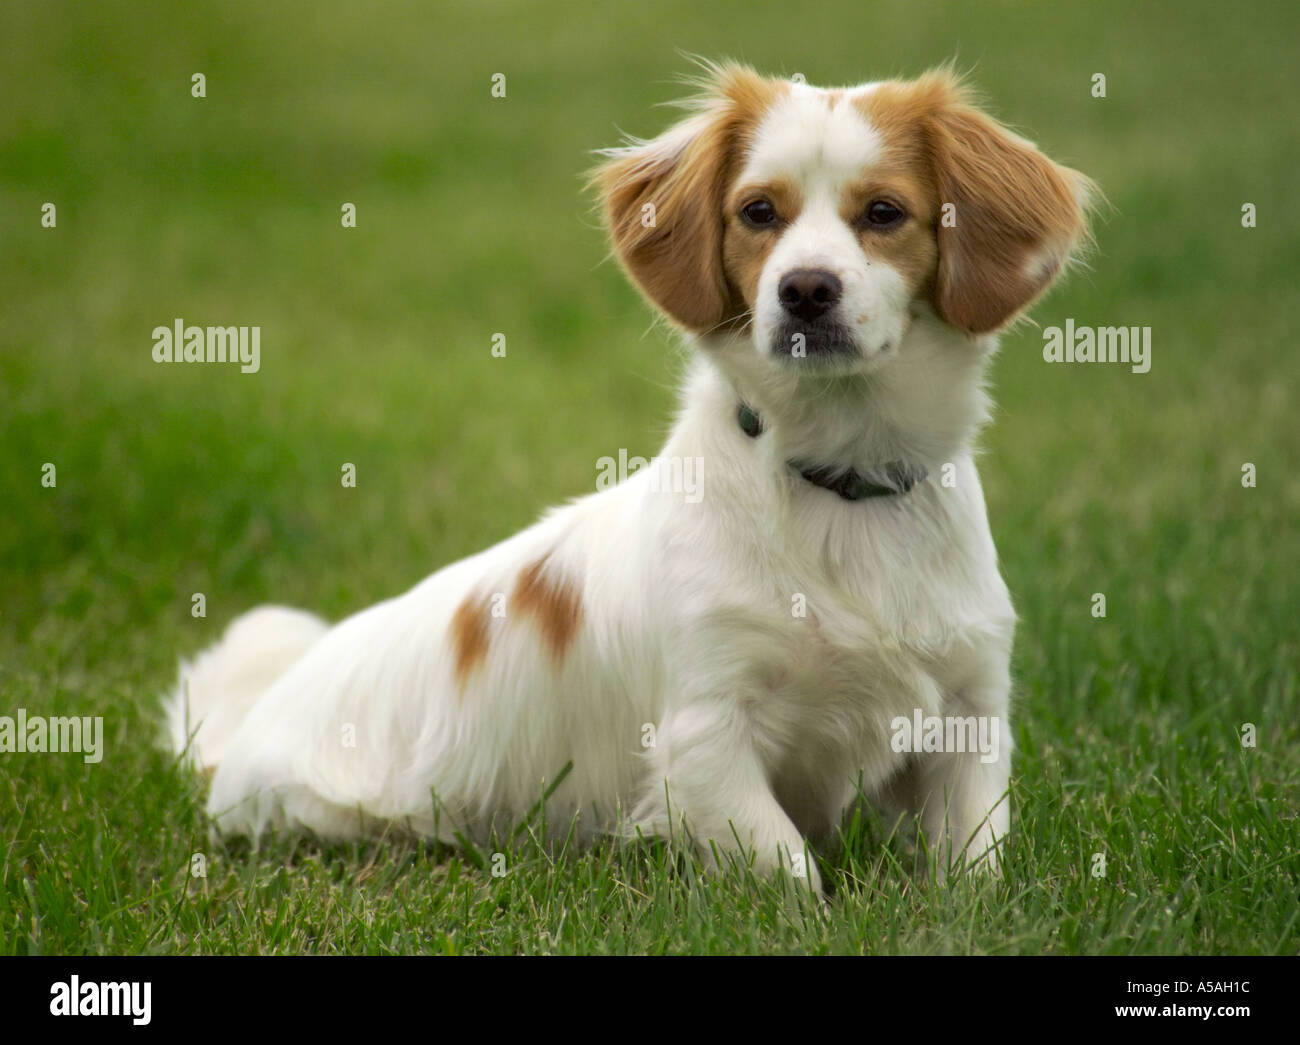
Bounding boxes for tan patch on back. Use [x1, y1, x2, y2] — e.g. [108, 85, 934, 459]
[511, 555, 582, 665]
[449, 591, 492, 690]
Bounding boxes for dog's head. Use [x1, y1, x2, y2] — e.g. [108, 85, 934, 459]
[595, 63, 1094, 379]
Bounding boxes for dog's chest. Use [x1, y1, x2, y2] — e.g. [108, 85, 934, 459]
[753, 495, 1004, 663]
[676, 486, 1013, 738]
[741, 532, 1008, 825]
[760, 561, 971, 713]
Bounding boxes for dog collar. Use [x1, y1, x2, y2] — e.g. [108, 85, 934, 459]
[737, 403, 925, 502]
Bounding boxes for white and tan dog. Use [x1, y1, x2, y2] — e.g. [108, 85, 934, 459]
[166, 64, 1093, 893]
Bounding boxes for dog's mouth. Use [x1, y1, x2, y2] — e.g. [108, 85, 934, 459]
[770, 316, 860, 366]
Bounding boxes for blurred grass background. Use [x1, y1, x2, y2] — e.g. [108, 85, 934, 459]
[1, 0, 1297, 953]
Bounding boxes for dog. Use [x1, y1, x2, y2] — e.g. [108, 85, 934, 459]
[165, 64, 1093, 895]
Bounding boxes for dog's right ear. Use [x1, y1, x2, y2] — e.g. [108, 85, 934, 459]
[591, 64, 780, 334]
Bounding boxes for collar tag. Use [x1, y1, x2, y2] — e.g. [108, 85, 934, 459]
[737, 403, 764, 439]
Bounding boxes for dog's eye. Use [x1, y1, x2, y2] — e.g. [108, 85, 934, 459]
[864, 200, 906, 229]
[740, 199, 778, 228]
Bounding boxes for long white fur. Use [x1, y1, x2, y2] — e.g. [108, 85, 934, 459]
[164, 77, 1025, 895]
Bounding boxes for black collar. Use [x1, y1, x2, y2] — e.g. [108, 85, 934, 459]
[737, 403, 925, 502]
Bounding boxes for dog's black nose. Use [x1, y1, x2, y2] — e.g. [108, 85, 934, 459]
[778, 268, 842, 321]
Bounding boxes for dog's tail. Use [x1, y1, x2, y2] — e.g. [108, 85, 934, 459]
[163, 605, 329, 773]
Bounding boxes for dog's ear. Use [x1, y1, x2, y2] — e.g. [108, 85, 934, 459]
[592, 64, 778, 333]
[921, 73, 1095, 335]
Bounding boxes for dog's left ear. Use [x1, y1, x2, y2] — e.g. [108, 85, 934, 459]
[922, 74, 1096, 335]
[592, 64, 778, 334]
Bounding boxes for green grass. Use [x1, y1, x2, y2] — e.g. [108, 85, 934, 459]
[2, 0, 1298, 954]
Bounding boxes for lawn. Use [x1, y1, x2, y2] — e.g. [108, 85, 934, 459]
[1, 0, 1297, 954]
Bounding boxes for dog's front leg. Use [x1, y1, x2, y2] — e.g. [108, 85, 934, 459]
[911, 664, 1014, 876]
[912, 738, 1011, 876]
[632, 699, 821, 895]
